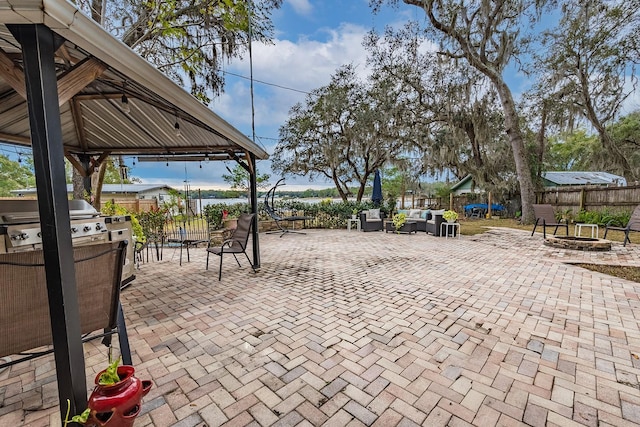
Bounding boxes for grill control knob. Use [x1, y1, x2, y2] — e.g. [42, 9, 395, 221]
[71, 227, 78, 233]
[83, 225, 92, 232]
[95, 223, 103, 231]
[10, 233, 28, 240]
[37, 232, 42, 238]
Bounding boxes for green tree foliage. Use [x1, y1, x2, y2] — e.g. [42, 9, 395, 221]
[607, 111, 640, 181]
[0, 155, 35, 196]
[273, 65, 405, 202]
[545, 129, 599, 171]
[366, 23, 517, 200]
[76, 0, 283, 101]
[538, 0, 640, 181]
[221, 163, 270, 197]
[102, 158, 141, 184]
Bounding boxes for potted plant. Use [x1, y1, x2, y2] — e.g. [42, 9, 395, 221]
[351, 208, 358, 220]
[65, 357, 152, 427]
[392, 212, 407, 232]
[443, 210, 458, 223]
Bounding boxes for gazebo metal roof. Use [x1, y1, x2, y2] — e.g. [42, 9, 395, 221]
[0, 0, 268, 161]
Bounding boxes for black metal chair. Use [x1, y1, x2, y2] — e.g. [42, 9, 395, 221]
[531, 204, 569, 238]
[604, 205, 640, 246]
[206, 213, 257, 280]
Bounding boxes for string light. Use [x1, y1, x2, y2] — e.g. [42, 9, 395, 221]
[174, 112, 181, 137]
[121, 82, 130, 114]
[121, 94, 130, 113]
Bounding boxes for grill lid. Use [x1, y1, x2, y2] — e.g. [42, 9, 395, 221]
[0, 199, 100, 224]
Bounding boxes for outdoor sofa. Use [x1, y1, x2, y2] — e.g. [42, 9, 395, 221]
[395, 208, 446, 236]
[381, 208, 446, 236]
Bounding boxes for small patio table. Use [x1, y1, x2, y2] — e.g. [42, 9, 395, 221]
[385, 220, 418, 234]
[440, 222, 460, 239]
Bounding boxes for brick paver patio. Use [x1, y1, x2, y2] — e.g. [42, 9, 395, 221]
[2, 227, 640, 426]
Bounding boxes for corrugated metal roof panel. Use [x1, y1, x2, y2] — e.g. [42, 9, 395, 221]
[542, 171, 626, 186]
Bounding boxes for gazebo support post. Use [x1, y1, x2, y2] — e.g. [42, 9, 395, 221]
[249, 153, 260, 268]
[9, 24, 87, 422]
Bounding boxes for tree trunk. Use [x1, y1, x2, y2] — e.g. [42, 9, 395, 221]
[492, 78, 536, 223]
[72, 169, 85, 200]
[536, 104, 547, 182]
[92, 162, 107, 209]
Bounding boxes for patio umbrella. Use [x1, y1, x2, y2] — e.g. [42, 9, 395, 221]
[372, 170, 383, 205]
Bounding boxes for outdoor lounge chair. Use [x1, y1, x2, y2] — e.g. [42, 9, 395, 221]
[206, 213, 257, 280]
[0, 241, 132, 369]
[359, 209, 385, 231]
[604, 204, 640, 246]
[264, 178, 313, 237]
[530, 204, 569, 238]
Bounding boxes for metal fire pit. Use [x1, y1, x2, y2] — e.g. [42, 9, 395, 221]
[544, 235, 612, 251]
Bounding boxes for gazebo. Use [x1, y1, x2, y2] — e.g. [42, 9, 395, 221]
[0, 0, 267, 421]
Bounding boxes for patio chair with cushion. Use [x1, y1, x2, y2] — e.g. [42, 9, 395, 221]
[604, 204, 640, 246]
[531, 204, 569, 238]
[359, 208, 385, 231]
[206, 213, 257, 280]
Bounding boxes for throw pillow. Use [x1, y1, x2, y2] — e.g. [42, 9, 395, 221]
[409, 209, 422, 219]
[431, 209, 445, 216]
[420, 210, 430, 219]
[368, 209, 381, 219]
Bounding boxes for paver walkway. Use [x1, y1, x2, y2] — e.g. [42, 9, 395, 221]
[1, 227, 640, 426]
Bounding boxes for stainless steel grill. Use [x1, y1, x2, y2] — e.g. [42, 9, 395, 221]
[0, 199, 134, 285]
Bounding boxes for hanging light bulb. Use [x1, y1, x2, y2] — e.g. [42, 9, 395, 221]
[199, 162, 202, 169]
[121, 94, 130, 113]
[174, 120, 181, 137]
[132, 157, 136, 166]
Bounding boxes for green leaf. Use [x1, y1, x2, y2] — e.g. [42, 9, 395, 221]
[98, 357, 121, 385]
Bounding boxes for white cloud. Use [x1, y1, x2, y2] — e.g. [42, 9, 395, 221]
[288, 0, 313, 16]
[210, 22, 371, 154]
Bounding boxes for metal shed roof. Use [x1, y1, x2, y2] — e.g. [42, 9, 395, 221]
[0, 0, 268, 161]
[542, 171, 627, 186]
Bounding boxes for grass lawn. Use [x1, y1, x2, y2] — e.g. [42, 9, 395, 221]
[460, 218, 640, 283]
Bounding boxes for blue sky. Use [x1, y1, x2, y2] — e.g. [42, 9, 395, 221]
[133, 0, 417, 191]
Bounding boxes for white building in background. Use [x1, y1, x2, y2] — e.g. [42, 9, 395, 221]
[12, 184, 176, 203]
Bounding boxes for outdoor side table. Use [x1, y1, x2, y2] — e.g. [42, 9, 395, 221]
[575, 223, 598, 238]
[440, 221, 460, 239]
[347, 218, 361, 231]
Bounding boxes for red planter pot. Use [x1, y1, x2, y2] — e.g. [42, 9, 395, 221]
[86, 365, 152, 427]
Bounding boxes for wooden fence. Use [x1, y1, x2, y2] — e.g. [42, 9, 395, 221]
[534, 184, 640, 213]
[100, 198, 158, 213]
